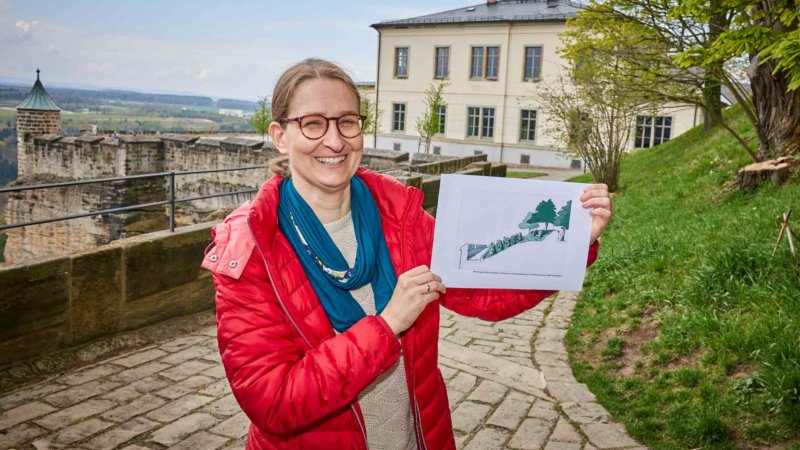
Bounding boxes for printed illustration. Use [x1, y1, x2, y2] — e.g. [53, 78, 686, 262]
[455, 190, 572, 275]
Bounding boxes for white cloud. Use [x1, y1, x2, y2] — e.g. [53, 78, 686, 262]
[46, 43, 55, 53]
[85, 62, 114, 74]
[15, 19, 33, 33]
[196, 68, 210, 80]
[0, 0, 12, 10]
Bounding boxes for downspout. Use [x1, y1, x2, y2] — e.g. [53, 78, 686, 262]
[498, 22, 512, 163]
[374, 28, 382, 149]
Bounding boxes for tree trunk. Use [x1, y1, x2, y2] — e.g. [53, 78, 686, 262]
[702, 75, 722, 132]
[702, 11, 727, 132]
[749, 2, 800, 160]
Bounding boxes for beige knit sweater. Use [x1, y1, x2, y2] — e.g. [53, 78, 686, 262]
[324, 212, 417, 450]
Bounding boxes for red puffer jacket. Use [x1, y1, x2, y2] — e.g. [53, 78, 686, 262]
[202, 167, 599, 450]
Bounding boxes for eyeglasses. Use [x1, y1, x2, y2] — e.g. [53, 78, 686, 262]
[282, 114, 367, 140]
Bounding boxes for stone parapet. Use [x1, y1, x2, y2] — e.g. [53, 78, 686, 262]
[0, 221, 217, 368]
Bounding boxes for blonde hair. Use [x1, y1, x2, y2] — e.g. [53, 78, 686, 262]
[268, 58, 362, 178]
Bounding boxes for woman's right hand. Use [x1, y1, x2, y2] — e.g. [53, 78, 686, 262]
[380, 265, 446, 335]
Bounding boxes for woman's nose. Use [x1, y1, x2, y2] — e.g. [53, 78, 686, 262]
[322, 118, 345, 153]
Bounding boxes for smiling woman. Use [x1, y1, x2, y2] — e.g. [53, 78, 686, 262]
[201, 58, 611, 450]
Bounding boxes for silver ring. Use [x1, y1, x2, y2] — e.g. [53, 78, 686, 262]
[425, 283, 431, 294]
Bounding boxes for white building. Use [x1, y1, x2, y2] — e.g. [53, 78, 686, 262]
[219, 108, 244, 118]
[370, 0, 703, 169]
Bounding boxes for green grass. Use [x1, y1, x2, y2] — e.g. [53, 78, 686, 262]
[565, 105, 800, 449]
[506, 170, 547, 179]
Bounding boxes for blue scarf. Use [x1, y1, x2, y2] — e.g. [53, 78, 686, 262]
[277, 175, 398, 333]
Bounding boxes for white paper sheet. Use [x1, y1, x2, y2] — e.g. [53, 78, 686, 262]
[430, 174, 593, 291]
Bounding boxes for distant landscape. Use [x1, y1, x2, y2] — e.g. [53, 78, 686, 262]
[0, 84, 263, 189]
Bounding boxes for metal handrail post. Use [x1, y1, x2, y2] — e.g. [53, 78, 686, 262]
[169, 171, 175, 233]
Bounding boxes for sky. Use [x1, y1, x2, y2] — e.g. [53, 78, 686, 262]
[1, 0, 478, 101]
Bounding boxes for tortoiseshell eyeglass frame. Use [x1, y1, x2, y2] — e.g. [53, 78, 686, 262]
[282, 114, 368, 140]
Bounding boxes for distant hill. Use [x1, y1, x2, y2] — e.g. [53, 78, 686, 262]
[0, 84, 256, 111]
[218, 99, 259, 111]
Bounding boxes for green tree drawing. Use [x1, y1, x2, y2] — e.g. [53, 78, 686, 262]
[531, 200, 557, 230]
[518, 212, 541, 237]
[553, 200, 572, 242]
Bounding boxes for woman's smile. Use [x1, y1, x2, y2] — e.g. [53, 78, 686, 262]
[315, 154, 348, 167]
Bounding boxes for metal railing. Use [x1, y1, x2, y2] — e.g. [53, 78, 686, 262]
[0, 165, 264, 233]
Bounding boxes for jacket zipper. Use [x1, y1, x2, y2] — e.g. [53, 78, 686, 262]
[400, 189, 428, 450]
[246, 218, 370, 450]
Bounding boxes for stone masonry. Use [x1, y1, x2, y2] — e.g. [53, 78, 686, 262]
[0, 291, 645, 450]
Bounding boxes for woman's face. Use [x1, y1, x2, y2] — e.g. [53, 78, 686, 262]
[270, 78, 363, 196]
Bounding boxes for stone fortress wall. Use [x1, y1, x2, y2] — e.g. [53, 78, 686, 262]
[3, 130, 414, 264]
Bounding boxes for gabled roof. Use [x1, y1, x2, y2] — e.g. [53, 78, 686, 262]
[16, 69, 61, 111]
[371, 0, 581, 28]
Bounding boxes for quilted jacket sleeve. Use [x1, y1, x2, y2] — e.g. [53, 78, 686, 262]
[416, 210, 599, 322]
[213, 264, 403, 435]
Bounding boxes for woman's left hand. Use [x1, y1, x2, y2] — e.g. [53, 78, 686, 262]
[581, 183, 612, 246]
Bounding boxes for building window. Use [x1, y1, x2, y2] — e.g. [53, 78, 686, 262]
[433, 146, 441, 155]
[470, 46, 500, 80]
[524, 46, 542, 81]
[468, 107, 495, 139]
[437, 106, 447, 134]
[482, 107, 495, 138]
[635, 116, 671, 148]
[521, 154, 531, 165]
[467, 107, 481, 137]
[571, 159, 582, 169]
[393, 104, 406, 132]
[474, 150, 484, 155]
[653, 116, 672, 146]
[435, 47, 450, 78]
[470, 47, 484, 78]
[520, 109, 537, 141]
[393, 142, 402, 151]
[395, 47, 409, 78]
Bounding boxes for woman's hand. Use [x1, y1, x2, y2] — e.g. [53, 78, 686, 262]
[581, 183, 613, 246]
[380, 265, 446, 335]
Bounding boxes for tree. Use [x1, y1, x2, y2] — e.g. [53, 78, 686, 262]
[673, 0, 800, 159]
[359, 88, 383, 138]
[519, 212, 541, 236]
[564, 0, 800, 161]
[250, 96, 272, 142]
[553, 201, 572, 241]
[415, 80, 449, 154]
[534, 54, 655, 191]
[531, 200, 558, 230]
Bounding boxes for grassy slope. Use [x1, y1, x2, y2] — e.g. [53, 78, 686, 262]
[566, 106, 800, 450]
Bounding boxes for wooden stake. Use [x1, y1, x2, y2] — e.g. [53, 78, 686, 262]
[773, 209, 796, 259]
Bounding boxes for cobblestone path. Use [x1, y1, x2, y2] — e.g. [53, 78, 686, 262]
[0, 292, 644, 450]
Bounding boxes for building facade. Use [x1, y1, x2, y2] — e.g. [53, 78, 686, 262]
[370, 0, 702, 169]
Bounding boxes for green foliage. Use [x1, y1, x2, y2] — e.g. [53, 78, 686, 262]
[564, 106, 800, 448]
[415, 80, 449, 154]
[506, 171, 547, 179]
[554, 200, 571, 230]
[359, 89, 382, 136]
[531, 199, 557, 230]
[250, 96, 272, 141]
[518, 212, 540, 231]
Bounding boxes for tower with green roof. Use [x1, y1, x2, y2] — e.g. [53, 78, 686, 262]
[16, 69, 61, 176]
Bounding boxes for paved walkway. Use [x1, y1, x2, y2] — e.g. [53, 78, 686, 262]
[0, 292, 644, 450]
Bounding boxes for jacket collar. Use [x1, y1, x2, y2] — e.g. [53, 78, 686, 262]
[247, 167, 424, 252]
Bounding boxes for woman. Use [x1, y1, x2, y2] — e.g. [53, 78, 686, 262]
[202, 59, 611, 450]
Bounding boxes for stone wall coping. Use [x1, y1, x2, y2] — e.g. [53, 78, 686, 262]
[32, 134, 63, 144]
[118, 135, 163, 144]
[159, 134, 201, 143]
[220, 137, 264, 148]
[196, 137, 223, 147]
[75, 136, 105, 144]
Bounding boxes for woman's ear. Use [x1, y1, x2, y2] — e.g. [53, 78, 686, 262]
[269, 121, 289, 156]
